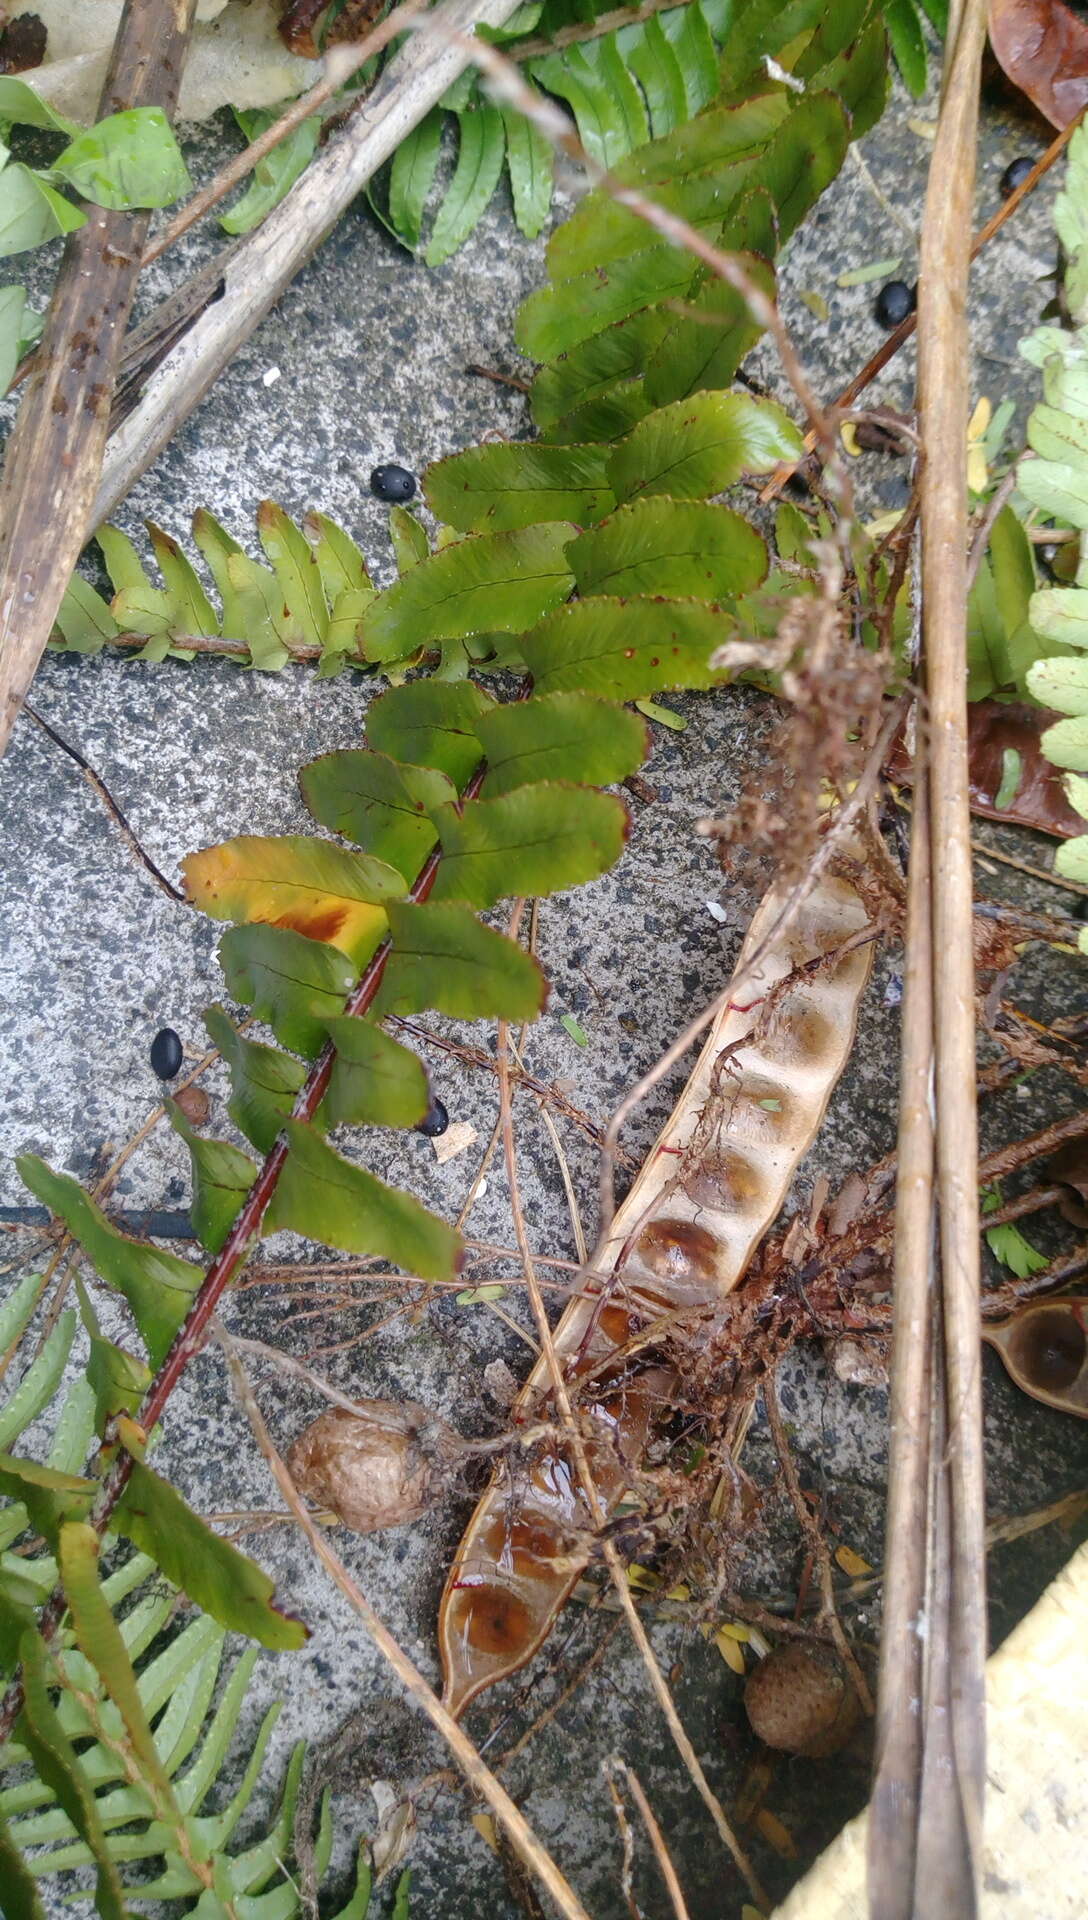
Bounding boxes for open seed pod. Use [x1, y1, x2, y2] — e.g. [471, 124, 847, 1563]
[983, 1297, 1088, 1419]
[744, 1643, 861, 1757]
[287, 1400, 463, 1532]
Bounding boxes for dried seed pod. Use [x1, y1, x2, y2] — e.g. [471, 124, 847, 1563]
[983, 1298, 1088, 1418]
[287, 1401, 462, 1533]
[744, 1644, 861, 1757]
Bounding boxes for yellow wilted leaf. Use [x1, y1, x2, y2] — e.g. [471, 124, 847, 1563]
[835, 1543, 873, 1577]
[755, 1808, 797, 1858]
[742, 1906, 767, 1920]
[471, 1813, 499, 1855]
[714, 1627, 746, 1674]
[183, 834, 403, 965]
[664, 1581, 692, 1603]
[840, 421, 861, 457]
[626, 1562, 661, 1593]
[716, 1620, 751, 1643]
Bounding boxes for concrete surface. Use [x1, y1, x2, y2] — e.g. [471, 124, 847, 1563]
[1, 50, 1087, 1920]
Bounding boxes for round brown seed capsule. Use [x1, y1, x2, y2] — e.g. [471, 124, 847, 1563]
[287, 1400, 461, 1533]
[743, 1643, 861, 1757]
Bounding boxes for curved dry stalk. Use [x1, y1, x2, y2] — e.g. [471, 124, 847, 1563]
[607, 1759, 694, 1920]
[491, 1004, 769, 1911]
[214, 1324, 594, 1920]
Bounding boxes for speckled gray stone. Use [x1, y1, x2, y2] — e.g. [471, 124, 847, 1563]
[1, 59, 1087, 1920]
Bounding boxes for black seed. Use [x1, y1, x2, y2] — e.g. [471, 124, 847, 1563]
[1000, 155, 1036, 199]
[370, 463, 417, 503]
[150, 1027, 183, 1080]
[415, 1096, 449, 1138]
[874, 280, 915, 329]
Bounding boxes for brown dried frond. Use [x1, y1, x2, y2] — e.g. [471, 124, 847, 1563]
[703, 543, 892, 889]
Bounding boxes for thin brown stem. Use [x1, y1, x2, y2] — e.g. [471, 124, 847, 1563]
[25, 702, 185, 902]
[215, 1325, 594, 1920]
[495, 980, 768, 1910]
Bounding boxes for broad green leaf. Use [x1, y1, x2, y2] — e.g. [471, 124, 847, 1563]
[365, 678, 494, 783]
[302, 510, 372, 603]
[883, 0, 928, 95]
[203, 1004, 306, 1153]
[501, 96, 553, 239]
[0, 78, 77, 132]
[566, 497, 768, 599]
[517, 239, 702, 362]
[424, 103, 505, 266]
[530, 311, 669, 432]
[360, 523, 576, 661]
[0, 1272, 43, 1355]
[375, 900, 547, 1019]
[388, 108, 443, 248]
[265, 1122, 462, 1280]
[1027, 400, 1088, 467]
[389, 504, 429, 573]
[1030, 587, 1088, 651]
[664, 0, 719, 114]
[51, 573, 120, 653]
[429, 782, 628, 908]
[0, 164, 84, 258]
[183, 835, 403, 964]
[642, 252, 774, 407]
[756, 91, 850, 244]
[59, 1521, 181, 1811]
[257, 500, 328, 646]
[167, 1104, 258, 1256]
[0, 1310, 74, 1453]
[528, 47, 641, 169]
[98, 523, 171, 628]
[147, 521, 219, 636]
[477, 689, 648, 796]
[219, 924, 355, 1058]
[582, 37, 650, 151]
[537, 379, 653, 447]
[0, 1455, 95, 1542]
[19, 1629, 127, 1920]
[1018, 456, 1088, 529]
[227, 548, 307, 655]
[1056, 835, 1088, 889]
[75, 1279, 151, 1429]
[221, 108, 320, 235]
[0, 281, 31, 393]
[16, 1157, 202, 1369]
[191, 507, 262, 643]
[542, 92, 788, 278]
[323, 585, 373, 669]
[607, 391, 803, 504]
[113, 1458, 307, 1652]
[53, 107, 191, 209]
[522, 595, 730, 698]
[1041, 712, 1088, 769]
[319, 1016, 430, 1129]
[424, 441, 614, 531]
[987, 506, 1043, 689]
[299, 749, 455, 874]
[0, 1803, 44, 1920]
[624, 13, 688, 137]
[1030, 657, 1088, 716]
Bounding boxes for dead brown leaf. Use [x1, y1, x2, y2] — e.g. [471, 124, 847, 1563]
[988, 0, 1088, 128]
[889, 699, 1084, 836]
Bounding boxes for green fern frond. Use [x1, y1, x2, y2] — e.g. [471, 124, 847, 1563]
[0, 1295, 379, 1918]
[1017, 119, 1088, 947]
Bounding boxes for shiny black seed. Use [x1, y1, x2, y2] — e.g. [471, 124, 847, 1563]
[149, 1027, 183, 1080]
[415, 1096, 449, 1138]
[1000, 155, 1035, 199]
[370, 462, 417, 503]
[874, 280, 915, 329]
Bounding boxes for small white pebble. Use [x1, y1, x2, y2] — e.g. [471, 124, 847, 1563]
[432, 1119, 479, 1165]
[705, 899, 728, 924]
[262, 366, 282, 388]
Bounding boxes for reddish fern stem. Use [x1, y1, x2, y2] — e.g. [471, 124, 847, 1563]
[0, 762, 486, 1743]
